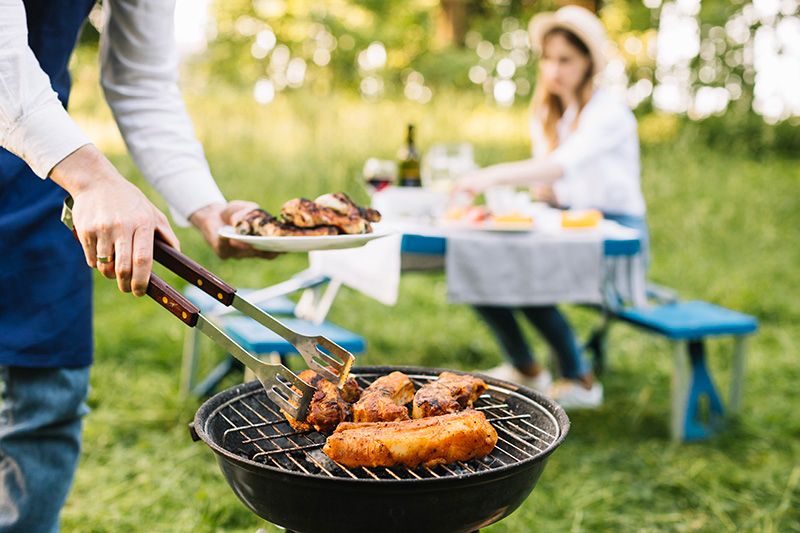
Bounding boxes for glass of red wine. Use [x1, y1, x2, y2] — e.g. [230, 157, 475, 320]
[363, 158, 397, 194]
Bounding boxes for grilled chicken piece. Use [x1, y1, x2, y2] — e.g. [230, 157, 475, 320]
[314, 192, 381, 223]
[281, 198, 372, 235]
[323, 409, 498, 468]
[412, 372, 488, 419]
[234, 208, 339, 237]
[352, 371, 414, 423]
[235, 208, 275, 235]
[262, 221, 339, 237]
[282, 370, 362, 434]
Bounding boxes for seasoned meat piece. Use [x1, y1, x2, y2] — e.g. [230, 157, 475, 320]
[352, 371, 414, 423]
[314, 192, 381, 223]
[282, 370, 362, 434]
[323, 409, 498, 468]
[412, 372, 488, 419]
[262, 221, 339, 237]
[281, 198, 372, 235]
[234, 208, 338, 237]
[235, 208, 275, 235]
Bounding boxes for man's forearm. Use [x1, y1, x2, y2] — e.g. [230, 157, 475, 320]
[48, 145, 123, 195]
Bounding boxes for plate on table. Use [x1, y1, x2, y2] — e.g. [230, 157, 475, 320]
[438, 218, 535, 233]
[218, 226, 392, 253]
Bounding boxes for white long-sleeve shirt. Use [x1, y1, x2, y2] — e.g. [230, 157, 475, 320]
[531, 88, 646, 216]
[0, 0, 225, 222]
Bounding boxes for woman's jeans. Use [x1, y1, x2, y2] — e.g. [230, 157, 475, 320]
[0, 366, 90, 533]
[475, 214, 649, 379]
[474, 305, 590, 379]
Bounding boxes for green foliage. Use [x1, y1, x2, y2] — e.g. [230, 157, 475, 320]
[61, 82, 800, 531]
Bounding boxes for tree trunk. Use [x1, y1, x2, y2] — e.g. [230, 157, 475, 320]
[437, 0, 470, 47]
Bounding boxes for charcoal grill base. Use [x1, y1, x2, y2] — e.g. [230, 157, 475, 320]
[192, 366, 569, 533]
[216, 454, 549, 533]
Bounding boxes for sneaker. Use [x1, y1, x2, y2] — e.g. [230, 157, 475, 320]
[548, 380, 603, 409]
[482, 363, 552, 393]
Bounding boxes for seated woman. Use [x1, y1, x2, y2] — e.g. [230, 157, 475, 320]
[456, 6, 648, 408]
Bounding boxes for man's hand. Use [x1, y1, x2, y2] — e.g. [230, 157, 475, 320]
[190, 201, 279, 259]
[50, 145, 179, 297]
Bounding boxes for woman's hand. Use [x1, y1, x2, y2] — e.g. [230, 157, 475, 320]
[50, 145, 179, 297]
[453, 167, 505, 196]
[189, 201, 279, 260]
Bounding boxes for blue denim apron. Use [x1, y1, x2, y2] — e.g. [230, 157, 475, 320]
[0, 0, 96, 368]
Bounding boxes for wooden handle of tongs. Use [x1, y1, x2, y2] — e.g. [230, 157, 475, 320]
[152, 238, 237, 306]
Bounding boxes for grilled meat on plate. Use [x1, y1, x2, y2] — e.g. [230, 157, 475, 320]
[315, 192, 381, 223]
[234, 209, 338, 237]
[323, 409, 498, 468]
[352, 371, 414, 423]
[412, 372, 488, 419]
[281, 198, 371, 235]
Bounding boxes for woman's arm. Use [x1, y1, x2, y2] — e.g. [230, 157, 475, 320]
[455, 157, 563, 195]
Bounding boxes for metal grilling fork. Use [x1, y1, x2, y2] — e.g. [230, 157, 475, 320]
[61, 197, 355, 421]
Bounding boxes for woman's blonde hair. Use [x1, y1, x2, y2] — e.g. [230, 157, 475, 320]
[531, 28, 596, 153]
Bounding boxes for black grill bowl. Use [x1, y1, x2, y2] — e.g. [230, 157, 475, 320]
[191, 366, 570, 533]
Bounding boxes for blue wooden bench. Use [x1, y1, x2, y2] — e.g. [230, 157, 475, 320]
[588, 299, 758, 441]
[180, 279, 366, 398]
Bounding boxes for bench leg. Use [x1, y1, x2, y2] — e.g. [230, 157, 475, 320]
[671, 341, 689, 442]
[181, 327, 201, 397]
[192, 356, 240, 397]
[729, 336, 747, 415]
[683, 341, 725, 441]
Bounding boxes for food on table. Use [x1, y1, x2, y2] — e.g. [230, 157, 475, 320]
[492, 213, 533, 224]
[561, 209, 602, 228]
[352, 371, 415, 423]
[443, 205, 534, 228]
[323, 409, 498, 468]
[412, 371, 488, 419]
[282, 370, 362, 433]
[235, 193, 381, 237]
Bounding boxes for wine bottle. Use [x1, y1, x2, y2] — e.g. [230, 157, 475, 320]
[398, 124, 422, 187]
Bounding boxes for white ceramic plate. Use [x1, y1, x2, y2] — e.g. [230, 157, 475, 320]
[438, 219, 535, 232]
[218, 226, 392, 253]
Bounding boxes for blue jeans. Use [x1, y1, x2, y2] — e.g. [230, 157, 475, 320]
[0, 366, 90, 533]
[474, 305, 589, 379]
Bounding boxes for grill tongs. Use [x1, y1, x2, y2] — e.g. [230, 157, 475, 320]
[61, 197, 354, 421]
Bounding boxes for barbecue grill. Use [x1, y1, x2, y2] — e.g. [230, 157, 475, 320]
[190, 366, 570, 533]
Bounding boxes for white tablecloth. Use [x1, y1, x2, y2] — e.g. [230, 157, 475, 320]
[309, 219, 645, 308]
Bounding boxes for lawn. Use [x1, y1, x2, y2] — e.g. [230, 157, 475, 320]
[60, 73, 800, 531]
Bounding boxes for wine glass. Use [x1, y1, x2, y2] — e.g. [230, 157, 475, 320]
[363, 158, 397, 194]
[422, 143, 476, 193]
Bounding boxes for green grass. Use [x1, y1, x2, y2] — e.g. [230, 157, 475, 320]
[60, 78, 800, 531]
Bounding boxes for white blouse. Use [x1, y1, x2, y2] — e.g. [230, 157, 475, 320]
[531, 88, 646, 216]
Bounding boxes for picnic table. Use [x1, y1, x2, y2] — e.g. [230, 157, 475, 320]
[307, 210, 646, 311]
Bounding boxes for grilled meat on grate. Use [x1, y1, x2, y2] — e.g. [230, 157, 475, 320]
[323, 409, 498, 468]
[412, 372, 488, 419]
[352, 371, 415, 423]
[283, 370, 362, 433]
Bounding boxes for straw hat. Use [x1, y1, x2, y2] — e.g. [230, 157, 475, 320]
[528, 5, 609, 75]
